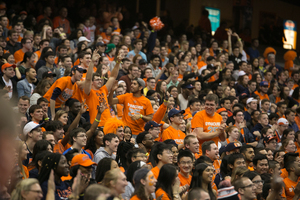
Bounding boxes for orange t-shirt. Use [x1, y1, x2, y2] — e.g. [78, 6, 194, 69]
[84, 85, 111, 127]
[22, 165, 29, 179]
[14, 49, 25, 63]
[43, 76, 83, 108]
[130, 195, 142, 200]
[177, 73, 183, 82]
[117, 93, 154, 135]
[155, 188, 170, 200]
[191, 110, 222, 155]
[197, 61, 207, 70]
[151, 166, 160, 180]
[161, 126, 186, 145]
[35, 50, 41, 60]
[100, 32, 111, 44]
[178, 172, 191, 186]
[281, 168, 288, 179]
[53, 16, 71, 34]
[73, 59, 80, 66]
[185, 107, 192, 116]
[117, 104, 123, 118]
[283, 177, 297, 200]
[213, 159, 221, 175]
[53, 141, 65, 154]
[254, 91, 269, 100]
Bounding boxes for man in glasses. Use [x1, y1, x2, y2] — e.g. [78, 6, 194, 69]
[191, 94, 226, 155]
[233, 177, 257, 200]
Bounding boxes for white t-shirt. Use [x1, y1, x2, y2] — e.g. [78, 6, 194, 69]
[2, 77, 13, 98]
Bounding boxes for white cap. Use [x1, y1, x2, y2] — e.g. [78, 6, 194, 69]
[277, 118, 288, 126]
[238, 70, 246, 76]
[23, 121, 42, 135]
[118, 80, 125, 85]
[78, 36, 91, 43]
[246, 97, 258, 105]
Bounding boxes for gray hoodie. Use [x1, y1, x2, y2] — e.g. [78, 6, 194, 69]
[92, 147, 116, 179]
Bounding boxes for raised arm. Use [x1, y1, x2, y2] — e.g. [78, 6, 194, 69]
[108, 81, 119, 106]
[227, 29, 232, 55]
[84, 50, 101, 95]
[60, 101, 87, 146]
[155, 66, 166, 82]
[232, 32, 243, 54]
[105, 50, 124, 91]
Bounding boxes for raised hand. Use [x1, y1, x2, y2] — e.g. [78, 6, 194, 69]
[92, 49, 101, 62]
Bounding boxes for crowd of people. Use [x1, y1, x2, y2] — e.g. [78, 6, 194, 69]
[1, 1, 300, 200]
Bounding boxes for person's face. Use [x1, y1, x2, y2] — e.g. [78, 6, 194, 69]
[220, 111, 228, 123]
[170, 112, 184, 125]
[243, 148, 255, 162]
[70, 102, 81, 115]
[278, 124, 288, 133]
[252, 175, 263, 194]
[275, 152, 285, 164]
[190, 102, 201, 112]
[179, 61, 187, 72]
[194, 82, 201, 91]
[45, 55, 55, 65]
[135, 42, 143, 51]
[27, 68, 36, 80]
[260, 85, 268, 94]
[255, 159, 269, 174]
[74, 132, 87, 147]
[31, 108, 43, 122]
[58, 113, 68, 125]
[114, 172, 128, 195]
[56, 155, 70, 177]
[115, 87, 124, 96]
[229, 128, 240, 140]
[229, 88, 236, 97]
[266, 139, 276, 151]
[283, 87, 290, 96]
[45, 134, 56, 146]
[202, 166, 214, 183]
[110, 160, 118, 170]
[61, 8, 68, 18]
[233, 48, 240, 56]
[286, 112, 296, 123]
[143, 133, 154, 148]
[81, 54, 91, 67]
[53, 128, 64, 141]
[207, 143, 219, 160]
[287, 131, 295, 141]
[30, 127, 43, 142]
[261, 102, 270, 112]
[132, 152, 147, 163]
[63, 57, 72, 68]
[3, 67, 15, 78]
[178, 156, 193, 174]
[205, 100, 217, 116]
[73, 70, 83, 82]
[79, 165, 92, 181]
[159, 149, 173, 164]
[279, 73, 287, 82]
[0, 17, 8, 26]
[116, 126, 124, 141]
[107, 137, 119, 152]
[24, 39, 33, 51]
[18, 99, 30, 114]
[112, 36, 120, 45]
[147, 78, 155, 90]
[233, 158, 246, 169]
[259, 114, 269, 126]
[186, 137, 199, 153]
[130, 67, 139, 78]
[11, 33, 19, 43]
[285, 140, 296, 153]
[160, 81, 167, 92]
[144, 171, 157, 194]
[240, 179, 257, 199]
[20, 143, 29, 160]
[170, 87, 178, 98]
[45, 7, 52, 16]
[130, 80, 141, 93]
[95, 130, 104, 146]
[266, 150, 274, 160]
[234, 111, 244, 123]
[92, 76, 103, 89]
[22, 183, 43, 200]
[148, 127, 160, 139]
[248, 101, 257, 111]
[59, 48, 68, 56]
[171, 146, 179, 164]
[265, 72, 272, 81]
[216, 86, 223, 97]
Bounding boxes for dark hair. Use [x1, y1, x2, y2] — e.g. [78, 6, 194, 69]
[29, 105, 42, 114]
[37, 97, 49, 105]
[95, 157, 114, 183]
[240, 145, 254, 154]
[103, 133, 118, 147]
[45, 120, 64, 132]
[155, 164, 177, 199]
[178, 150, 193, 163]
[116, 141, 134, 170]
[22, 51, 34, 63]
[190, 163, 216, 200]
[228, 153, 245, 167]
[243, 171, 260, 181]
[38, 153, 64, 184]
[64, 149, 79, 164]
[69, 127, 86, 145]
[195, 155, 213, 166]
[32, 140, 53, 162]
[85, 127, 103, 154]
[149, 142, 171, 167]
[127, 148, 146, 165]
[126, 160, 146, 184]
[233, 109, 243, 117]
[253, 154, 268, 166]
[201, 141, 215, 155]
[268, 160, 279, 170]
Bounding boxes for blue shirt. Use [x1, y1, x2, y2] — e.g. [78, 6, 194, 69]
[127, 50, 147, 61]
[63, 147, 92, 159]
[289, 122, 299, 133]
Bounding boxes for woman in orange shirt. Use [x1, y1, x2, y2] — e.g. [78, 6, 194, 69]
[190, 163, 216, 200]
[130, 168, 157, 200]
[17, 141, 30, 179]
[155, 164, 181, 200]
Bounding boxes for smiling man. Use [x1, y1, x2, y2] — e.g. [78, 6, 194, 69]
[184, 135, 200, 159]
[178, 150, 194, 187]
[253, 154, 269, 174]
[191, 94, 226, 155]
[202, 141, 221, 175]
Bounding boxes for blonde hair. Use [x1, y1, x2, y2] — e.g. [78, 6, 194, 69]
[11, 178, 39, 200]
[102, 168, 122, 189]
[54, 110, 68, 122]
[17, 141, 27, 179]
[231, 166, 249, 184]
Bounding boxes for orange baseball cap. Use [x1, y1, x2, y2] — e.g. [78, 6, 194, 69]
[217, 108, 227, 114]
[70, 154, 97, 168]
[1, 63, 16, 72]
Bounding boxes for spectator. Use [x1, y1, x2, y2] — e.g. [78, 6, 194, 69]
[17, 68, 36, 98]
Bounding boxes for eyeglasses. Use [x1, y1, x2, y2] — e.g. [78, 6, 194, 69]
[180, 161, 193, 165]
[253, 180, 264, 184]
[77, 134, 87, 138]
[241, 184, 255, 189]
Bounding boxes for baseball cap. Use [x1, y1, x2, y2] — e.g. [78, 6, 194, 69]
[20, 11, 27, 15]
[259, 81, 269, 87]
[96, 42, 106, 47]
[277, 118, 288, 125]
[1, 63, 16, 72]
[144, 121, 162, 131]
[168, 108, 185, 119]
[70, 154, 97, 168]
[246, 97, 258, 105]
[23, 121, 43, 136]
[42, 71, 57, 79]
[238, 70, 246, 76]
[139, 59, 147, 65]
[136, 78, 145, 88]
[225, 142, 241, 152]
[239, 93, 248, 100]
[217, 108, 227, 114]
[105, 43, 116, 53]
[263, 135, 277, 144]
[71, 65, 87, 73]
[78, 36, 91, 43]
[181, 83, 194, 89]
[206, 56, 215, 62]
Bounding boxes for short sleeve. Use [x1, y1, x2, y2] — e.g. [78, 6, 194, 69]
[117, 93, 128, 104]
[191, 112, 204, 129]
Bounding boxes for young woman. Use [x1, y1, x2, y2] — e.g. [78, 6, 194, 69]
[124, 126, 133, 143]
[236, 74, 249, 96]
[95, 158, 118, 183]
[54, 110, 68, 125]
[251, 73, 262, 87]
[222, 86, 231, 98]
[30, 80, 51, 105]
[221, 126, 241, 147]
[68, 29, 84, 50]
[155, 80, 168, 104]
[190, 163, 216, 200]
[11, 178, 43, 200]
[102, 168, 128, 198]
[217, 53, 226, 69]
[243, 171, 263, 200]
[17, 141, 30, 179]
[130, 168, 157, 200]
[155, 164, 181, 200]
[281, 129, 295, 143]
[280, 139, 296, 153]
[18, 52, 36, 78]
[85, 127, 104, 155]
